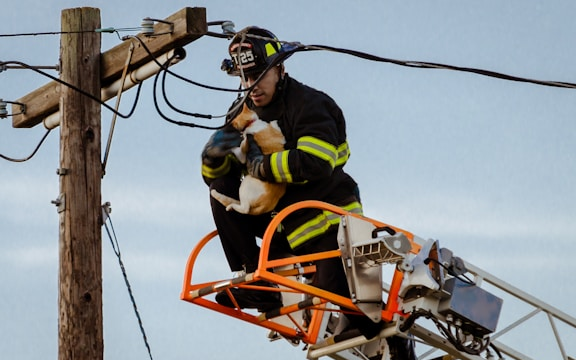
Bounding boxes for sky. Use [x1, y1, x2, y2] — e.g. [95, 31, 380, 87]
[2, 1, 576, 359]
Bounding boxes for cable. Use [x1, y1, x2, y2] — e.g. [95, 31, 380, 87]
[0, 128, 52, 162]
[9, 26, 575, 134]
[156, 51, 250, 127]
[0, 60, 143, 119]
[128, 36, 245, 93]
[0, 26, 146, 38]
[243, 33, 576, 89]
[125, 35, 248, 128]
[402, 309, 491, 356]
[156, 59, 254, 126]
[322, 44, 576, 88]
[0, 100, 26, 118]
[155, 56, 259, 129]
[146, 28, 576, 132]
[151, 54, 228, 130]
[133, 33, 294, 126]
[102, 42, 136, 177]
[489, 342, 504, 359]
[424, 257, 475, 285]
[0, 30, 99, 37]
[102, 204, 154, 360]
[159, 57, 216, 120]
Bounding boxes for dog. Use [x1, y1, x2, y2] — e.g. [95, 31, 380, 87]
[210, 103, 287, 215]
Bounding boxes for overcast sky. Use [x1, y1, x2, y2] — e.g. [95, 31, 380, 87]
[2, 1, 576, 359]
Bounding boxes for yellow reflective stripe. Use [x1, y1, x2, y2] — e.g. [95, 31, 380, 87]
[270, 150, 292, 182]
[287, 201, 363, 249]
[340, 201, 363, 215]
[288, 215, 332, 249]
[297, 136, 337, 168]
[201, 154, 234, 179]
[336, 142, 350, 167]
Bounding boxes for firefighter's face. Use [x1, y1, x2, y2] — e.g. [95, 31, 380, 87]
[242, 66, 282, 107]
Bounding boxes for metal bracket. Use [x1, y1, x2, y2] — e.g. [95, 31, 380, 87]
[101, 201, 112, 222]
[337, 215, 384, 322]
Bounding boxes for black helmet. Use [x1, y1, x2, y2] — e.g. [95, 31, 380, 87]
[222, 26, 290, 76]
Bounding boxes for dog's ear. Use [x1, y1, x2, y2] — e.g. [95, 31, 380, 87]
[240, 103, 258, 124]
[226, 96, 244, 123]
[241, 102, 255, 114]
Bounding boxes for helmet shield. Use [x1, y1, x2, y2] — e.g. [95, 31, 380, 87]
[225, 27, 283, 76]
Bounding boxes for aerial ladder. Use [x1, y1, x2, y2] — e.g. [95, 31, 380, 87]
[181, 200, 576, 359]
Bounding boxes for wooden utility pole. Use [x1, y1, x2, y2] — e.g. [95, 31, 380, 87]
[9, 6, 207, 360]
[58, 7, 103, 360]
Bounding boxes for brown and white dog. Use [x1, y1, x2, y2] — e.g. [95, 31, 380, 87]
[210, 103, 286, 215]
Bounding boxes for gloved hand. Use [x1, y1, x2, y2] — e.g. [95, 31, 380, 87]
[245, 134, 265, 179]
[201, 127, 242, 167]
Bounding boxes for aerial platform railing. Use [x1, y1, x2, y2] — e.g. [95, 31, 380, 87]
[461, 262, 576, 360]
[181, 200, 576, 360]
[180, 201, 421, 349]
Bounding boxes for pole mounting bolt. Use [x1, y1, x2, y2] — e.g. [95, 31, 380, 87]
[51, 193, 66, 213]
[56, 168, 70, 176]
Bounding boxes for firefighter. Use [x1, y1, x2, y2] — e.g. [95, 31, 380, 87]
[202, 25, 361, 307]
[200, 27, 415, 358]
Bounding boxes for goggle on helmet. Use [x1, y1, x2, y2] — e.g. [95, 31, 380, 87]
[221, 26, 289, 77]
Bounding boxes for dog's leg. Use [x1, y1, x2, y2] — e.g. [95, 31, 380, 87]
[226, 202, 251, 214]
[210, 189, 240, 208]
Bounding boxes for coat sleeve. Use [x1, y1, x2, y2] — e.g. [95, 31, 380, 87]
[260, 95, 348, 184]
[200, 126, 244, 185]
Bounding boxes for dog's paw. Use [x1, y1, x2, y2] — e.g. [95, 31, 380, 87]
[231, 147, 247, 164]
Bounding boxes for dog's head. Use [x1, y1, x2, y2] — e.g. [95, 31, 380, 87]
[230, 103, 258, 132]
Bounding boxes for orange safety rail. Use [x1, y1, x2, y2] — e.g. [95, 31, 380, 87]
[181, 200, 422, 345]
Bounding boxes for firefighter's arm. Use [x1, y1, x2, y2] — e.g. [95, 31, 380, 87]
[200, 127, 243, 185]
[268, 129, 339, 184]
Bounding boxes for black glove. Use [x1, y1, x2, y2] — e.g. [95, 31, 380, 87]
[245, 134, 265, 179]
[201, 127, 242, 167]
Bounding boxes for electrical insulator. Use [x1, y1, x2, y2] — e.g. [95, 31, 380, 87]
[221, 21, 236, 35]
[0, 99, 7, 118]
[140, 17, 174, 36]
[141, 18, 155, 36]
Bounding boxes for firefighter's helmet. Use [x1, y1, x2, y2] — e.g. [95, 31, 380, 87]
[222, 27, 289, 76]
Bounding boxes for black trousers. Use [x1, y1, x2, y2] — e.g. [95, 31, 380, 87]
[209, 175, 350, 297]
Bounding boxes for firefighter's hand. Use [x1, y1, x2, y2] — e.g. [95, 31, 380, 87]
[245, 134, 265, 179]
[201, 127, 242, 166]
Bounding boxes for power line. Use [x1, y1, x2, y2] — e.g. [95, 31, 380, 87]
[5, 27, 576, 136]
[0, 59, 142, 163]
[242, 31, 576, 89]
[1, 60, 143, 118]
[0, 24, 156, 38]
[0, 129, 52, 162]
[140, 31, 576, 129]
[0, 30, 100, 37]
[282, 42, 576, 90]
